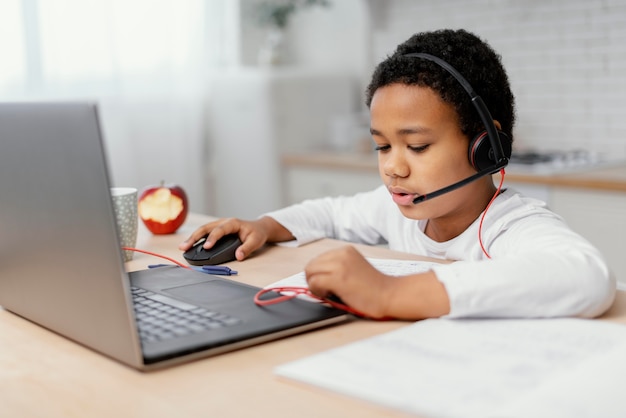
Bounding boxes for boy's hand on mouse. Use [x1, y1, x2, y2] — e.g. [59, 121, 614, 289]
[179, 216, 295, 261]
[304, 245, 395, 319]
[178, 217, 264, 261]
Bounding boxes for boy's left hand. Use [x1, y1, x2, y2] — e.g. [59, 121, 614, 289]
[304, 245, 394, 319]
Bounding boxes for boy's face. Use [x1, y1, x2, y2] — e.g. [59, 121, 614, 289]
[370, 83, 486, 222]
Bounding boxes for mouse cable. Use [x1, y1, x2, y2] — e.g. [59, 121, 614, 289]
[254, 286, 392, 321]
[121, 247, 191, 269]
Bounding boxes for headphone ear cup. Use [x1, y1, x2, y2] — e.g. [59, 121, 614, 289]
[468, 130, 512, 171]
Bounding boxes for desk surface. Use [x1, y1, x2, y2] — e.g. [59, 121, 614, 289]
[1, 213, 625, 418]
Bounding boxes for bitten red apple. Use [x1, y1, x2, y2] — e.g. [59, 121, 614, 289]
[138, 182, 188, 234]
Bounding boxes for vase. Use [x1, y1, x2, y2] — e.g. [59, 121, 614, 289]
[258, 27, 286, 66]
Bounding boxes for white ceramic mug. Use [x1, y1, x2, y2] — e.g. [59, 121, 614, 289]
[110, 187, 138, 262]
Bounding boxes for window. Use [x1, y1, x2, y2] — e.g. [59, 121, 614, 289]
[0, 0, 235, 98]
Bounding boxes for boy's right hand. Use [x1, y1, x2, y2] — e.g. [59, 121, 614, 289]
[178, 216, 294, 261]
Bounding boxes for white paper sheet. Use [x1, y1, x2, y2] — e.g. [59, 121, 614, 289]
[265, 258, 441, 301]
[275, 318, 626, 418]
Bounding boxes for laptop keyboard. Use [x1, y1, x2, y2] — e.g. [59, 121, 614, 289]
[131, 286, 242, 343]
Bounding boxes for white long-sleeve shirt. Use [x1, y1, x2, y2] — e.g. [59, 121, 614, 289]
[264, 186, 616, 318]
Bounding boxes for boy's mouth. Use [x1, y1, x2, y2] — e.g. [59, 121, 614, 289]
[388, 187, 419, 206]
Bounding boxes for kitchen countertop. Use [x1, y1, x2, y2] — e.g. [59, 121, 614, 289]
[282, 152, 626, 193]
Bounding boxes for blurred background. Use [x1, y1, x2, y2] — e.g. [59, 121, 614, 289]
[1, 0, 625, 217]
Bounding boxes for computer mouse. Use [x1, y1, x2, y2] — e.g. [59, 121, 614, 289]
[183, 234, 242, 266]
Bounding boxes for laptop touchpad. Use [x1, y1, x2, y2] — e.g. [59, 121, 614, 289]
[163, 280, 252, 306]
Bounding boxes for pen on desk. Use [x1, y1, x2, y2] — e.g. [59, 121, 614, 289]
[201, 265, 238, 276]
[148, 264, 174, 269]
[147, 264, 238, 276]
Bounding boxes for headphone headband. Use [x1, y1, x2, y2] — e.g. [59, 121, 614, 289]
[402, 52, 508, 168]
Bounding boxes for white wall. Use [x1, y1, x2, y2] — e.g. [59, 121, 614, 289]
[368, 0, 626, 160]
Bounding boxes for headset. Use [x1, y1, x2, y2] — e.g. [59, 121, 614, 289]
[401, 53, 512, 204]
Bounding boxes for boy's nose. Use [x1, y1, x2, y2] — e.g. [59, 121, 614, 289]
[383, 152, 410, 178]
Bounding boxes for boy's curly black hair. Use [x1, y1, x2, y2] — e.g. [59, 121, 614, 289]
[365, 29, 515, 143]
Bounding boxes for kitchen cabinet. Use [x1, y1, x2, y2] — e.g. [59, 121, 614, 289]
[285, 165, 381, 203]
[501, 180, 552, 205]
[552, 188, 626, 288]
[282, 152, 381, 203]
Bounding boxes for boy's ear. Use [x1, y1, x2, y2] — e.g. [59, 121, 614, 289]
[493, 120, 502, 130]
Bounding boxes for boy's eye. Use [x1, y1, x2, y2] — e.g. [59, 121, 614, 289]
[374, 144, 390, 152]
[409, 144, 430, 153]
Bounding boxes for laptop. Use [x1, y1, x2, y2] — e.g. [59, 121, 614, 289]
[0, 101, 348, 371]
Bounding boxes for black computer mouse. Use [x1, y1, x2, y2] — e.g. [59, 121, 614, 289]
[183, 234, 242, 266]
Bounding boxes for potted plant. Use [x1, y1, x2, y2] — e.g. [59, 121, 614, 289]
[254, 0, 330, 66]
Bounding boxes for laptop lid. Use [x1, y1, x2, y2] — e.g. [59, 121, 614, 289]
[0, 102, 347, 370]
[0, 102, 143, 367]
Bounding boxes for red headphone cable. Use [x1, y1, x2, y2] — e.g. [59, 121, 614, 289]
[478, 168, 506, 259]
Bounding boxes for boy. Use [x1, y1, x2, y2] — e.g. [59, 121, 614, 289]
[180, 29, 615, 320]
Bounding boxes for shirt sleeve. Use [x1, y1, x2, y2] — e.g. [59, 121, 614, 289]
[433, 215, 616, 319]
[263, 186, 390, 247]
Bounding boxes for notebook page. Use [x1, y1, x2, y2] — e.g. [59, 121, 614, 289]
[275, 318, 626, 418]
[265, 257, 441, 291]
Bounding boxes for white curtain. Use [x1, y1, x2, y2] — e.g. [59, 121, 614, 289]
[0, 0, 238, 213]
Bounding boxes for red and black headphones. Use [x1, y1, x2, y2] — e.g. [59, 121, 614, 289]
[402, 52, 512, 204]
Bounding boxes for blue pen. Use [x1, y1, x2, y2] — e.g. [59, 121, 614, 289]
[201, 265, 238, 276]
[148, 264, 238, 276]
